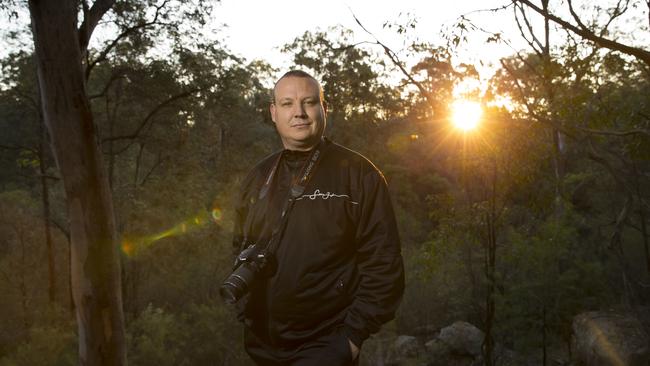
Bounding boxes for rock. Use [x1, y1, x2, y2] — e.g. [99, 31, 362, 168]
[394, 335, 420, 358]
[412, 324, 440, 339]
[424, 339, 474, 366]
[437, 321, 485, 357]
[425, 337, 452, 358]
[573, 310, 650, 366]
[423, 325, 481, 366]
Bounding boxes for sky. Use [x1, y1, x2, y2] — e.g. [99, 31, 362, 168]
[0, 0, 523, 90]
[3, 1, 644, 86]
[209, 0, 522, 79]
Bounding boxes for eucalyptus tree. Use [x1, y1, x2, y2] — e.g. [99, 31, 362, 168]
[23, 0, 219, 364]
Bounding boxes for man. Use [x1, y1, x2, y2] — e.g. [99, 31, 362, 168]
[230, 70, 404, 365]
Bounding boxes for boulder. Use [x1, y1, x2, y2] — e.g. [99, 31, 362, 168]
[573, 310, 650, 366]
[424, 338, 474, 366]
[437, 321, 485, 357]
[412, 324, 440, 339]
[394, 335, 420, 358]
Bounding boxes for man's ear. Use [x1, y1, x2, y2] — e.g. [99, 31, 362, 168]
[322, 100, 328, 115]
[270, 103, 277, 123]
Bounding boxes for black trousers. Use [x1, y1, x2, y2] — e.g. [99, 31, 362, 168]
[245, 328, 360, 366]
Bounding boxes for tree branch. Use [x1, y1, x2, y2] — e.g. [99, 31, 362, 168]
[499, 59, 579, 140]
[139, 151, 166, 186]
[579, 127, 650, 138]
[85, 0, 170, 80]
[78, 0, 115, 54]
[566, 0, 591, 33]
[601, 0, 630, 36]
[102, 88, 200, 144]
[350, 12, 436, 112]
[513, 5, 544, 58]
[517, 2, 545, 53]
[609, 196, 633, 250]
[514, 0, 650, 66]
[587, 141, 649, 210]
[88, 72, 128, 100]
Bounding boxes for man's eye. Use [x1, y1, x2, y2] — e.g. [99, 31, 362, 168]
[280, 102, 292, 107]
[303, 100, 317, 105]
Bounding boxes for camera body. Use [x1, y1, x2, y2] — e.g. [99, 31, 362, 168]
[219, 243, 272, 305]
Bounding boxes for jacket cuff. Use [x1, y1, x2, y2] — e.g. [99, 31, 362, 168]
[342, 325, 368, 348]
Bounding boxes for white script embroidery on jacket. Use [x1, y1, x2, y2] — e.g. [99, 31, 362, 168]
[295, 189, 359, 205]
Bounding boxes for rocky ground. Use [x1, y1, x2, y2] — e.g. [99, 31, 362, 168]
[359, 308, 650, 366]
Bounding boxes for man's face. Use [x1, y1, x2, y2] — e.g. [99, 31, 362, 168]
[270, 76, 327, 151]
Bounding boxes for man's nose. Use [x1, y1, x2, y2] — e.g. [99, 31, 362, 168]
[293, 103, 307, 118]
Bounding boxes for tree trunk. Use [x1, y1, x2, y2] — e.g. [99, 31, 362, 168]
[540, 0, 565, 217]
[38, 119, 56, 304]
[19, 228, 29, 336]
[483, 157, 498, 366]
[542, 305, 547, 366]
[28, 0, 126, 365]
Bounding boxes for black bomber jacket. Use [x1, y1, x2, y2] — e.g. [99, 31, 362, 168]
[232, 138, 404, 349]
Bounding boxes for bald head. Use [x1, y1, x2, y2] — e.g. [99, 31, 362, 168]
[272, 70, 325, 105]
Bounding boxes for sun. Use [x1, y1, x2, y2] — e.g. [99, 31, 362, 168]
[451, 100, 482, 131]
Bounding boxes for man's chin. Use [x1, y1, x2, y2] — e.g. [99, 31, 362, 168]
[284, 136, 321, 151]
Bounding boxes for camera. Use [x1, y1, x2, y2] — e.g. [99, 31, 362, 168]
[219, 243, 271, 305]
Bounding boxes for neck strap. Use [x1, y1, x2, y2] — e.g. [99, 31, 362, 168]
[258, 138, 326, 201]
[260, 138, 328, 255]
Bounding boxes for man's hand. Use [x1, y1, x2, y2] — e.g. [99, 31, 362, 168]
[348, 339, 359, 360]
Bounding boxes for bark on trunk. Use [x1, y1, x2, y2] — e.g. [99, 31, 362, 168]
[39, 120, 56, 304]
[28, 0, 126, 364]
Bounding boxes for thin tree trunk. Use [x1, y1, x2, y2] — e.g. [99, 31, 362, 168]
[19, 228, 29, 336]
[28, 0, 126, 364]
[107, 96, 115, 188]
[69, 233, 74, 313]
[542, 305, 547, 366]
[38, 120, 56, 304]
[640, 210, 650, 274]
[483, 157, 498, 366]
[540, 0, 565, 217]
[632, 162, 650, 274]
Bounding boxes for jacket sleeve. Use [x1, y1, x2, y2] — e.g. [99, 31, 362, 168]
[231, 167, 260, 259]
[231, 189, 247, 259]
[343, 169, 405, 347]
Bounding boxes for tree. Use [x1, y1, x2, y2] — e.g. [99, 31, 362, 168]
[512, 0, 650, 67]
[28, 0, 126, 364]
[491, 0, 650, 307]
[0, 51, 62, 306]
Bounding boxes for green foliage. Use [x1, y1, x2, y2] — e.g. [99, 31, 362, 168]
[126, 303, 247, 366]
[128, 305, 182, 366]
[496, 212, 609, 353]
[0, 326, 76, 366]
[0, 305, 76, 366]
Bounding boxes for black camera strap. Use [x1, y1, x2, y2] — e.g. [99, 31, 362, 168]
[259, 138, 328, 256]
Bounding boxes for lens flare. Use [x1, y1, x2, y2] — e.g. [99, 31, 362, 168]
[121, 206, 224, 257]
[585, 318, 625, 366]
[121, 239, 135, 256]
[211, 207, 223, 223]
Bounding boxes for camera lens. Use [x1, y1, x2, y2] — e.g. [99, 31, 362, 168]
[220, 262, 257, 304]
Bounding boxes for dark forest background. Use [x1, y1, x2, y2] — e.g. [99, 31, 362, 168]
[0, 0, 649, 365]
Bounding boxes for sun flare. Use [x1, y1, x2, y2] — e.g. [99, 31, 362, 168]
[451, 100, 482, 131]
